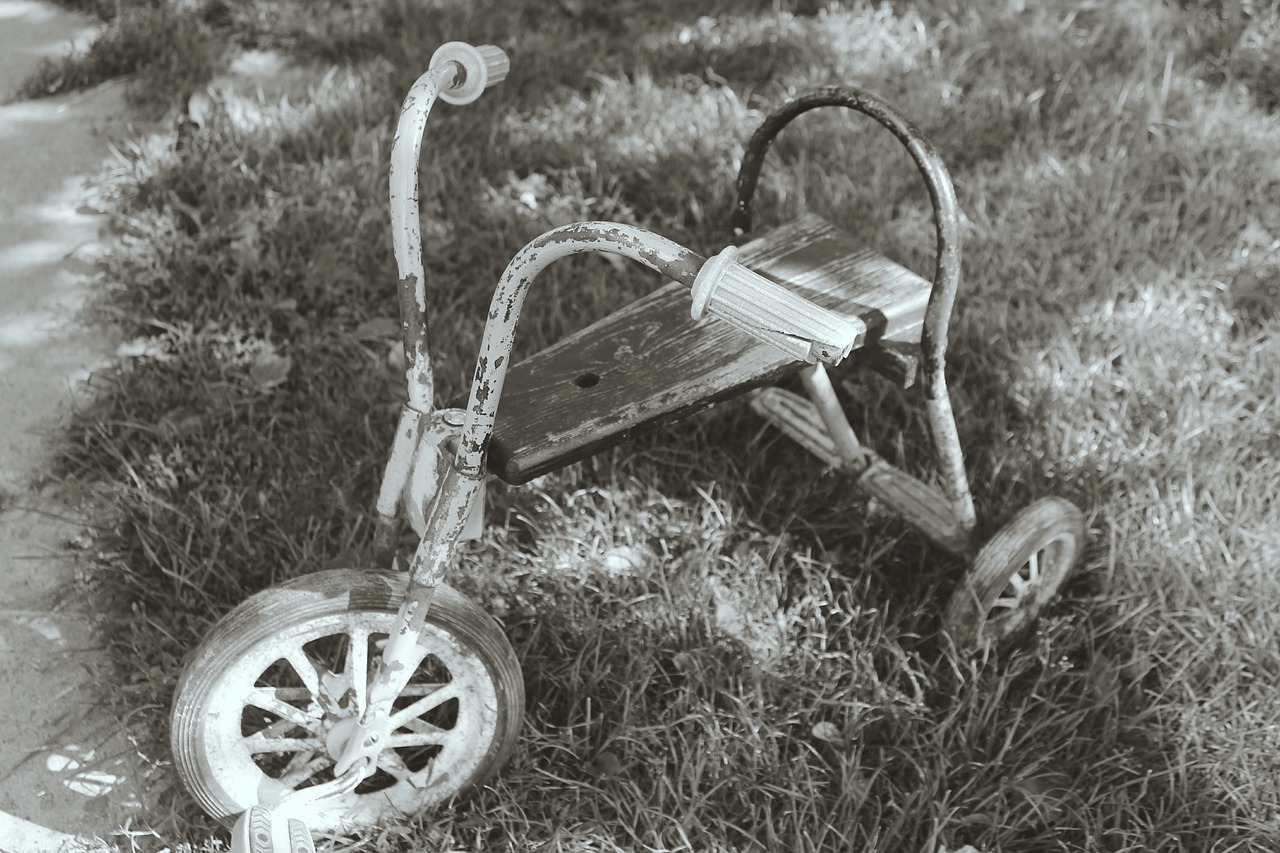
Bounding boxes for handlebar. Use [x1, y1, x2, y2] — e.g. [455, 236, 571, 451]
[430, 41, 511, 105]
[389, 42, 510, 412]
[375, 42, 509, 562]
[691, 245, 864, 364]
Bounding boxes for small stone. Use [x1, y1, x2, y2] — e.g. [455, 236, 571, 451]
[811, 721, 843, 743]
[600, 545, 646, 575]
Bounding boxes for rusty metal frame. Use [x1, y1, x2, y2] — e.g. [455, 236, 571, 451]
[367, 63, 462, 567]
[733, 86, 978, 541]
[329, 222, 706, 776]
[455, 224, 703, 475]
[336, 49, 505, 777]
[390, 64, 457, 413]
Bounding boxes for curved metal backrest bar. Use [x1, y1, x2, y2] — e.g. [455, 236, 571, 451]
[733, 87, 975, 533]
[389, 64, 457, 412]
[453, 222, 705, 478]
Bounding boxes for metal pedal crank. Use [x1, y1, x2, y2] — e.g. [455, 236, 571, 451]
[228, 761, 368, 853]
[750, 387, 845, 468]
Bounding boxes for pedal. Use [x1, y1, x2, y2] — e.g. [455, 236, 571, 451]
[231, 806, 317, 853]
[750, 388, 843, 468]
[857, 460, 968, 553]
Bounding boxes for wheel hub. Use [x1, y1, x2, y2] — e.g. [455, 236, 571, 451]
[326, 714, 393, 775]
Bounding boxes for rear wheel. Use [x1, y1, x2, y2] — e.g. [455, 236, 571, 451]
[943, 498, 1085, 650]
[171, 570, 523, 831]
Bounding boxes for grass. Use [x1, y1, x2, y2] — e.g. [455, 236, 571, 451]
[27, 0, 1280, 850]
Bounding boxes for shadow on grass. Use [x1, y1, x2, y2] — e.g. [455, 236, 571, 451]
[50, 0, 1280, 849]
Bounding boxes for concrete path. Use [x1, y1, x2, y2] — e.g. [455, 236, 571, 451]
[0, 1, 136, 849]
[1, 4, 335, 845]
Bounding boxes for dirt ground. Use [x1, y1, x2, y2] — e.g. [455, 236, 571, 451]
[1, 5, 338, 848]
[0, 0, 137, 847]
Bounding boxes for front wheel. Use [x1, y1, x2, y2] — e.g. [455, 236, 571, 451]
[171, 570, 524, 831]
[943, 497, 1085, 651]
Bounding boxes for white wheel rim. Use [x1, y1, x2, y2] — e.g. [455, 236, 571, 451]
[199, 610, 500, 829]
[983, 532, 1073, 636]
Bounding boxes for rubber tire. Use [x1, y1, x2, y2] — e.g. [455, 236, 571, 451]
[229, 807, 317, 853]
[943, 497, 1085, 651]
[171, 570, 523, 827]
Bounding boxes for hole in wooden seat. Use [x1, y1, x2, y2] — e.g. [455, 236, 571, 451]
[485, 214, 932, 484]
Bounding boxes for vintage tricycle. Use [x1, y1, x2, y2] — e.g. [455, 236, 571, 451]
[169, 42, 1086, 851]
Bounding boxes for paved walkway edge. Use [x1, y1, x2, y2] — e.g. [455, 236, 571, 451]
[0, 810, 106, 853]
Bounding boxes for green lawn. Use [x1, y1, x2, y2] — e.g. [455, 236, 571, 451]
[25, 0, 1280, 850]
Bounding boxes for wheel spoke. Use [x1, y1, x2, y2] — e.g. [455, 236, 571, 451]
[244, 731, 325, 755]
[276, 754, 333, 790]
[1027, 550, 1041, 585]
[255, 687, 312, 702]
[387, 730, 448, 749]
[281, 748, 319, 781]
[284, 648, 322, 698]
[246, 689, 320, 729]
[398, 682, 449, 698]
[400, 715, 446, 734]
[388, 682, 461, 730]
[251, 715, 315, 743]
[991, 595, 1020, 610]
[376, 749, 412, 782]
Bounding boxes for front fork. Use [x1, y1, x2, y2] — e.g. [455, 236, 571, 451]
[335, 403, 485, 776]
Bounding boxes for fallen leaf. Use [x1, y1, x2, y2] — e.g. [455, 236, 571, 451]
[116, 338, 151, 358]
[64, 769, 122, 798]
[187, 89, 213, 128]
[387, 341, 406, 373]
[61, 254, 99, 276]
[249, 351, 292, 390]
[590, 750, 623, 779]
[600, 545, 646, 575]
[671, 652, 697, 674]
[811, 721, 843, 743]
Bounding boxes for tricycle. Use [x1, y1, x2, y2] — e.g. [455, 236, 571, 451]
[169, 42, 1086, 851]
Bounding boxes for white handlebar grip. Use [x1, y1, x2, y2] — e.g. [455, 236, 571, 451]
[430, 42, 511, 105]
[691, 246, 866, 366]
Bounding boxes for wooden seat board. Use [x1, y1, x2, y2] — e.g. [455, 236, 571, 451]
[486, 214, 932, 484]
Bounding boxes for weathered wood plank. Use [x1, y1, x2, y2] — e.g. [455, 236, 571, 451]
[487, 215, 931, 484]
